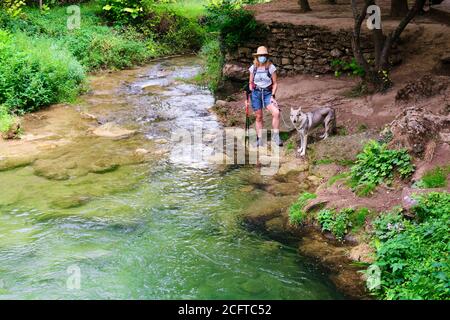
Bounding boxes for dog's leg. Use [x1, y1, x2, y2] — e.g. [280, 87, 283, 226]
[297, 131, 303, 155]
[301, 133, 308, 156]
[322, 116, 330, 139]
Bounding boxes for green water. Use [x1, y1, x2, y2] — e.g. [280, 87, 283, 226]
[0, 57, 343, 299]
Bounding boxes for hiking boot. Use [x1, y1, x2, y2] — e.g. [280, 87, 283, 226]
[272, 132, 283, 147]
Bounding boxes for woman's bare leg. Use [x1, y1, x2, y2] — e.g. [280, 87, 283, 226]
[255, 109, 263, 138]
[266, 104, 280, 131]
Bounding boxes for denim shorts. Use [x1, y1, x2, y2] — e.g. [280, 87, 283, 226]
[251, 88, 272, 111]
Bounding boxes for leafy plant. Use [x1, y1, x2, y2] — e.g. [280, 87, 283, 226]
[414, 165, 449, 189]
[1, 0, 26, 18]
[317, 209, 334, 232]
[289, 192, 316, 225]
[0, 31, 85, 113]
[372, 192, 449, 300]
[353, 208, 370, 229]
[0, 104, 14, 133]
[204, 0, 263, 50]
[350, 140, 414, 189]
[100, 0, 145, 25]
[372, 207, 405, 242]
[316, 208, 352, 240]
[412, 192, 450, 222]
[333, 209, 351, 240]
[331, 58, 365, 78]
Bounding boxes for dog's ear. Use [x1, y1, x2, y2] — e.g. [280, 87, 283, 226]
[290, 107, 294, 113]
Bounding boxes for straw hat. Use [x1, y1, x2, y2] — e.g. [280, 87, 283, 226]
[253, 46, 270, 56]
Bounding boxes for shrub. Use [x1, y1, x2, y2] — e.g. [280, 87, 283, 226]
[412, 192, 450, 222]
[100, 0, 146, 25]
[204, 0, 263, 50]
[372, 192, 449, 299]
[350, 140, 414, 189]
[0, 104, 14, 133]
[289, 192, 316, 225]
[61, 27, 152, 70]
[197, 38, 223, 91]
[373, 192, 449, 299]
[331, 58, 365, 78]
[0, 31, 85, 113]
[1, 0, 26, 18]
[414, 165, 449, 189]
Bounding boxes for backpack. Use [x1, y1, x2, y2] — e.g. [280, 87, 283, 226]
[250, 63, 273, 91]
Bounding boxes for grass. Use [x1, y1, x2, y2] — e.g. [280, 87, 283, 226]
[327, 171, 351, 186]
[195, 37, 223, 91]
[289, 192, 317, 225]
[414, 165, 449, 189]
[0, 104, 14, 133]
[158, 0, 207, 20]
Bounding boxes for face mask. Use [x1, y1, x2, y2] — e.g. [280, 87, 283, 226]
[258, 56, 267, 64]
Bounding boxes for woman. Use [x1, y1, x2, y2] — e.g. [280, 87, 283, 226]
[248, 46, 282, 147]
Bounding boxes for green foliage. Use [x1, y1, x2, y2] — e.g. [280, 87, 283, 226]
[0, 104, 14, 133]
[327, 171, 350, 186]
[331, 58, 365, 78]
[412, 192, 450, 222]
[350, 140, 414, 190]
[285, 140, 294, 152]
[372, 192, 450, 300]
[61, 27, 152, 70]
[100, 0, 205, 53]
[100, 0, 146, 25]
[316, 208, 351, 240]
[197, 38, 223, 91]
[350, 207, 370, 231]
[289, 192, 316, 225]
[354, 182, 376, 197]
[1, 0, 26, 18]
[317, 209, 334, 232]
[414, 165, 449, 189]
[204, 0, 262, 50]
[0, 30, 85, 113]
[372, 207, 405, 242]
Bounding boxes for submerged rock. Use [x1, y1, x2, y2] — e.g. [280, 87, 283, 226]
[243, 193, 296, 228]
[92, 123, 136, 139]
[50, 195, 91, 209]
[264, 182, 301, 196]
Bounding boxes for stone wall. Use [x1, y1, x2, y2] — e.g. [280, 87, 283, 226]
[223, 22, 372, 81]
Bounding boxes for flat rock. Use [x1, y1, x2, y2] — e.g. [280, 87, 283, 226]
[92, 123, 136, 139]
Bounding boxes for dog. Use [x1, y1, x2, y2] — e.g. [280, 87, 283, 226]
[290, 107, 336, 156]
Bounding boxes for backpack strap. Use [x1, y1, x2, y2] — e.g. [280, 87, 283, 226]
[252, 63, 273, 79]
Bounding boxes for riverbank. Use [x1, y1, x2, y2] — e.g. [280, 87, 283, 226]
[0, 0, 207, 135]
[210, 0, 450, 299]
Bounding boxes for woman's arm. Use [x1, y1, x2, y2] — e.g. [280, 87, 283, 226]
[271, 71, 278, 97]
[249, 72, 254, 91]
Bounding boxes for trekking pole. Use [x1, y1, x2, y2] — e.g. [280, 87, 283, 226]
[245, 90, 250, 150]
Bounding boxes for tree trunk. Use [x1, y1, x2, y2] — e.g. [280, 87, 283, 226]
[39, 0, 43, 10]
[391, 0, 409, 17]
[298, 0, 312, 12]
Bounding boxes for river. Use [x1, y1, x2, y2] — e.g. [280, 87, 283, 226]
[0, 56, 343, 299]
